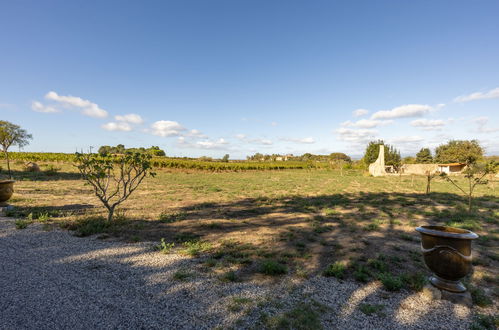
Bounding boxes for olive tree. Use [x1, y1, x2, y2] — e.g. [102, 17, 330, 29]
[75, 152, 155, 221]
[0, 121, 33, 178]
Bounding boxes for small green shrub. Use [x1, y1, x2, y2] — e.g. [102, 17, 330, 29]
[401, 272, 426, 291]
[156, 238, 175, 254]
[323, 261, 346, 279]
[367, 258, 388, 272]
[159, 211, 187, 223]
[359, 303, 384, 316]
[353, 265, 370, 282]
[378, 272, 403, 291]
[220, 271, 239, 282]
[181, 241, 212, 257]
[172, 269, 192, 281]
[259, 260, 288, 276]
[44, 164, 60, 176]
[263, 302, 324, 330]
[67, 216, 111, 236]
[15, 219, 31, 229]
[470, 286, 493, 307]
[470, 313, 499, 330]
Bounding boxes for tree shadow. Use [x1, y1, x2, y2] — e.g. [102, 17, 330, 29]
[0, 169, 82, 181]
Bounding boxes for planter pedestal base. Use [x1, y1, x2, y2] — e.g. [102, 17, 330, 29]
[422, 284, 472, 307]
[0, 204, 13, 216]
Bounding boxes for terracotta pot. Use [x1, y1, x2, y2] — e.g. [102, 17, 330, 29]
[0, 180, 15, 204]
[416, 225, 478, 293]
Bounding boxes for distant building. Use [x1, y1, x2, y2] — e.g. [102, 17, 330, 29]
[438, 163, 466, 174]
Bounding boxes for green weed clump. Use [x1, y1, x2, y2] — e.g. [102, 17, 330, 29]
[323, 261, 346, 279]
[159, 211, 187, 223]
[258, 260, 288, 276]
[156, 238, 175, 254]
[172, 269, 192, 281]
[359, 303, 385, 316]
[220, 271, 239, 282]
[15, 219, 31, 229]
[470, 313, 499, 330]
[181, 241, 212, 257]
[262, 303, 324, 330]
[469, 286, 493, 307]
[378, 272, 403, 291]
[401, 272, 426, 291]
[66, 216, 111, 236]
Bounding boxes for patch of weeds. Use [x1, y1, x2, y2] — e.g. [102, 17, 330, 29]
[201, 222, 223, 229]
[312, 222, 332, 233]
[401, 272, 426, 291]
[323, 261, 346, 279]
[220, 271, 239, 282]
[469, 286, 493, 307]
[363, 220, 382, 231]
[181, 241, 212, 257]
[446, 219, 482, 231]
[367, 257, 388, 273]
[399, 233, 417, 242]
[172, 269, 193, 281]
[15, 219, 31, 229]
[156, 238, 175, 254]
[227, 297, 252, 312]
[353, 264, 371, 283]
[258, 259, 288, 276]
[322, 208, 339, 216]
[203, 258, 217, 267]
[65, 216, 111, 237]
[378, 272, 404, 291]
[470, 313, 499, 330]
[262, 302, 325, 330]
[174, 232, 200, 242]
[359, 303, 385, 316]
[296, 268, 310, 278]
[159, 211, 187, 223]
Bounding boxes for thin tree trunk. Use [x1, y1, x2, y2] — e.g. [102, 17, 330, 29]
[107, 206, 115, 222]
[4, 150, 11, 179]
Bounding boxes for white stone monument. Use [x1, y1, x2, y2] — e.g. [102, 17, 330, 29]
[368, 145, 386, 177]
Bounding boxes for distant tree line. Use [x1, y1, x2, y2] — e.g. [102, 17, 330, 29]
[98, 144, 166, 157]
[246, 152, 351, 163]
[402, 140, 484, 165]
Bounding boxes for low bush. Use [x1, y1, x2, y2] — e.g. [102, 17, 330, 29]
[258, 259, 288, 276]
[378, 272, 403, 291]
[323, 261, 346, 279]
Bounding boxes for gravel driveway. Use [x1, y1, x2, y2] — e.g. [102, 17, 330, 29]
[0, 217, 475, 329]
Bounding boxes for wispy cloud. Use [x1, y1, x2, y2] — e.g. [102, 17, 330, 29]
[236, 134, 273, 145]
[353, 109, 369, 117]
[341, 119, 393, 128]
[280, 137, 315, 144]
[178, 137, 229, 149]
[473, 116, 499, 133]
[31, 101, 59, 113]
[150, 120, 186, 137]
[44, 91, 108, 118]
[115, 113, 143, 124]
[410, 119, 445, 131]
[371, 104, 432, 120]
[102, 122, 132, 132]
[454, 87, 499, 103]
[336, 127, 377, 144]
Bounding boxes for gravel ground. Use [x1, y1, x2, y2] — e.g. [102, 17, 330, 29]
[0, 217, 475, 329]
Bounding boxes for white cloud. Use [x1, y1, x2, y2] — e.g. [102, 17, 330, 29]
[410, 119, 445, 131]
[115, 113, 143, 124]
[454, 87, 499, 103]
[371, 104, 432, 120]
[150, 120, 186, 137]
[280, 137, 315, 144]
[178, 137, 230, 149]
[389, 136, 424, 144]
[473, 116, 499, 133]
[336, 127, 377, 144]
[102, 122, 132, 132]
[45, 91, 108, 118]
[341, 119, 393, 128]
[31, 101, 59, 113]
[353, 109, 369, 117]
[185, 129, 207, 138]
[235, 134, 273, 145]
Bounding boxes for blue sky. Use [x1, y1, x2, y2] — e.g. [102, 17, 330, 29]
[1, 0, 498, 159]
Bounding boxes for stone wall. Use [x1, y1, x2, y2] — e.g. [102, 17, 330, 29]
[401, 164, 439, 175]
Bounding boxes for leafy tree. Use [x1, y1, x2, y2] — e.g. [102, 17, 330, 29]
[403, 156, 416, 164]
[441, 161, 497, 212]
[222, 154, 230, 162]
[362, 140, 401, 168]
[329, 153, 352, 163]
[0, 121, 33, 178]
[147, 146, 166, 156]
[74, 152, 155, 221]
[416, 148, 433, 163]
[435, 140, 483, 164]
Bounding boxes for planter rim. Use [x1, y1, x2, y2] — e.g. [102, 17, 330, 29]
[416, 225, 478, 240]
[0, 180, 15, 184]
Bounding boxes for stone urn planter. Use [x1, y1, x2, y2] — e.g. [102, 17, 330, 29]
[0, 180, 15, 205]
[416, 225, 478, 293]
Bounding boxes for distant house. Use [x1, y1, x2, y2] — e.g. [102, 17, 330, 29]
[438, 163, 466, 174]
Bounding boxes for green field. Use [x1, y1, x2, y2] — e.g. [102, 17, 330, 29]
[3, 159, 499, 303]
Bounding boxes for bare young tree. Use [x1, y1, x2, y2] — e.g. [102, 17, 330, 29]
[75, 152, 155, 221]
[0, 121, 33, 178]
[441, 162, 497, 212]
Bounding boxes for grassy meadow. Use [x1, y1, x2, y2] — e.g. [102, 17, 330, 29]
[3, 161, 498, 305]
